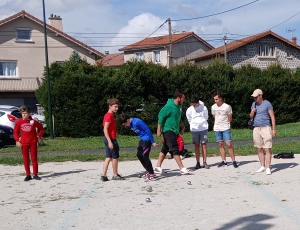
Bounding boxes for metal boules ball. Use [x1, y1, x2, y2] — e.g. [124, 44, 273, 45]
[187, 181, 192, 185]
[146, 186, 152, 192]
[146, 198, 151, 202]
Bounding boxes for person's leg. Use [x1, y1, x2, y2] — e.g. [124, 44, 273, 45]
[111, 139, 121, 177]
[264, 148, 272, 168]
[156, 152, 166, 167]
[155, 135, 169, 173]
[192, 132, 201, 169]
[29, 143, 39, 176]
[102, 137, 112, 181]
[199, 130, 209, 168]
[218, 141, 226, 161]
[226, 141, 235, 161]
[22, 145, 31, 180]
[136, 141, 148, 170]
[253, 127, 266, 172]
[140, 141, 154, 174]
[261, 127, 273, 174]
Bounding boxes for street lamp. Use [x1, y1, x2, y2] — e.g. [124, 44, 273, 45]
[42, 0, 54, 139]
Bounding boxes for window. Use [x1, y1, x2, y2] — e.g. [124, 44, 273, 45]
[16, 28, 31, 41]
[135, 52, 144, 61]
[0, 62, 17, 77]
[241, 49, 247, 56]
[153, 50, 161, 63]
[258, 45, 275, 57]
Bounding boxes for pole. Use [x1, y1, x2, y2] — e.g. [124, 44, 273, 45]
[223, 35, 227, 63]
[42, 0, 54, 139]
[168, 18, 172, 68]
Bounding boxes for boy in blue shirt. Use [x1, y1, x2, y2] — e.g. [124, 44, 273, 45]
[119, 114, 158, 181]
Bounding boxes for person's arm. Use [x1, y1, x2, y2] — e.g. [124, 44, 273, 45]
[157, 107, 168, 137]
[186, 107, 192, 124]
[204, 106, 209, 120]
[35, 120, 45, 138]
[269, 109, 276, 136]
[103, 122, 113, 149]
[211, 106, 215, 120]
[227, 105, 233, 123]
[137, 120, 156, 144]
[180, 122, 185, 135]
[13, 122, 21, 147]
[250, 102, 256, 118]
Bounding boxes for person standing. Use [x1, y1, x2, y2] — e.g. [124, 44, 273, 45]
[211, 92, 238, 168]
[155, 90, 191, 175]
[13, 105, 44, 181]
[119, 113, 158, 181]
[186, 96, 210, 169]
[101, 98, 124, 182]
[250, 89, 276, 175]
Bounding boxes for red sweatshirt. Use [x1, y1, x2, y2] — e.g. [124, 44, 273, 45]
[14, 118, 45, 145]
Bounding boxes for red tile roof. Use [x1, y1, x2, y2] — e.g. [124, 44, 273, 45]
[0, 10, 105, 58]
[191, 30, 300, 61]
[99, 53, 124, 66]
[119, 32, 214, 51]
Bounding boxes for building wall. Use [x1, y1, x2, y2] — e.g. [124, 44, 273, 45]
[228, 36, 300, 70]
[124, 49, 168, 66]
[172, 36, 212, 64]
[0, 17, 98, 80]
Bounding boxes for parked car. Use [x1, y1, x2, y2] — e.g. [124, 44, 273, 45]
[31, 114, 46, 128]
[0, 125, 15, 148]
[0, 105, 20, 110]
[0, 108, 21, 129]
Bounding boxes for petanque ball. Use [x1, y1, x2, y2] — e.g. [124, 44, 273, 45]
[146, 186, 152, 192]
[187, 181, 192, 185]
[146, 198, 151, 202]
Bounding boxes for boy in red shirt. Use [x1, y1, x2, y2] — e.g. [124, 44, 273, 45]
[13, 105, 44, 181]
[101, 98, 124, 182]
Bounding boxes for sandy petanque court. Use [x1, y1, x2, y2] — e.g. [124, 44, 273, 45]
[0, 155, 300, 230]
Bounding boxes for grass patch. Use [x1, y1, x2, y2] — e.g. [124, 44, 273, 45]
[0, 141, 299, 165]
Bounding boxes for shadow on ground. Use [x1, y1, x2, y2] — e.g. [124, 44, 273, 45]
[215, 213, 274, 230]
[42, 170, 87, 178]
[271, 162, 298, 173]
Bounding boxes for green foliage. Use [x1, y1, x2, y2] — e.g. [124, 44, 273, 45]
[36, 55, 300, 137]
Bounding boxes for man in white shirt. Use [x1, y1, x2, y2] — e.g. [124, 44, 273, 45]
[186, 96, 210, 169]
[211, 92, 238, 168]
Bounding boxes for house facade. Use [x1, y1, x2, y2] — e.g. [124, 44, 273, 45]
[0, 10, 104, 112]
[119, 32, 214, 68]
[191, 30, 300, 71]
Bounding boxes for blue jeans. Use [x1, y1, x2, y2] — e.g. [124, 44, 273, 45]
[214, 129, 232, 142]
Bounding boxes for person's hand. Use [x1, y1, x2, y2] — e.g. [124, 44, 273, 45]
[152, 142, 158, 147]
[108, 142, 114, 150]
[272, 129, 277, 137]
[157, 130, 161, 137]
[251, 108, 257, 113]
[16, 141, 22, 148]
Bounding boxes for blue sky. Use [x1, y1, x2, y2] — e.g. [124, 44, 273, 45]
[1, 0, 299, 53]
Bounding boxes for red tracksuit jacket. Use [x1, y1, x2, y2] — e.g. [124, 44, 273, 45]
[14, 118, 45, 145]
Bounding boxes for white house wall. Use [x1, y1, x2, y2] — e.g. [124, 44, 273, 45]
[124, 49, 168, 66]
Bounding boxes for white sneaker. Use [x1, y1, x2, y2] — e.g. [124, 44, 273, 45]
[266, 168, 271, 175]
[154, 167, 163, 174]
[256, 166, 266, 173]
[180, 167, 192, 175]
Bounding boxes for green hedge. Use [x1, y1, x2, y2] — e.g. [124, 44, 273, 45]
[36, 52, 300, 137]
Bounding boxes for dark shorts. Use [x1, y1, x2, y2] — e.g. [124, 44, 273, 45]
[192, 130, 208, 144]
[103, 136, 119, 159]
[161, 131, 180, 156]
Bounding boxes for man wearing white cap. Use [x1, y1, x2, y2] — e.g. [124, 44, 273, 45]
[250, 89, 276, 175]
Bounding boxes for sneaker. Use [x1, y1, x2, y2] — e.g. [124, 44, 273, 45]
[101, 175, 109, 182]
[145, 174, 157, 181]
[218, 161, 228, 168]
[142, 171, 149, 179]
[266, 168, 271, 175]
[233, 161, 238, 168]
[195, 162, 201, 170]
[256, 166, 266, 173]
[24, 175, 32, 181]
[154, 167, 163, 174]
[112, 174, 125, 180]
[180, 167, 192, 175]
[203, 162, 210, 169]
[33, 175, 41, 180]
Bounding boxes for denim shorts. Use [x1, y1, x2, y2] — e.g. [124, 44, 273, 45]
[214, 129, 232, 142]
[103, 136, 119, 159]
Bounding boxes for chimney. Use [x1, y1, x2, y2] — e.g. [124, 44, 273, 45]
[49, 14, 63, 31]
[292, 37, 297, 45]
[105, 51, 109, 55]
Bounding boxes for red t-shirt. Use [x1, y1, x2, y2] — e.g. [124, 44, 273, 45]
[103, 112, 117, 139]
[13, 118, 45, 145]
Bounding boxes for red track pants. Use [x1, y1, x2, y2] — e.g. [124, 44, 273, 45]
[21, 143, 38, 176]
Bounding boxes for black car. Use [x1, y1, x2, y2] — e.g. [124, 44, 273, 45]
[0, 125, 15, 148]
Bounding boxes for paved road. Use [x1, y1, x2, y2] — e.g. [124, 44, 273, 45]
[2, 136, 300, 157]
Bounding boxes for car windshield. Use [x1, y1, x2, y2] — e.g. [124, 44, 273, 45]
[11, 110, 21, 118]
